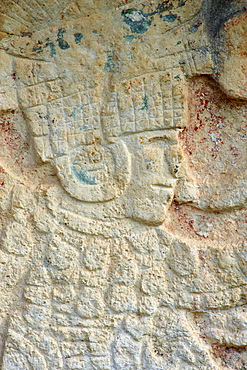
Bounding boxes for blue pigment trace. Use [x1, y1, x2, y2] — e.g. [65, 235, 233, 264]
[123, 35, 135, 41]
[121, 2, 177, 34]
[45, 42, 56, 56]
[189, 22, 202, 33]
[121, 9, 152, 34]
[71, 166, 96, 185]
[139, 95, 149, 110]
[33, 46, 42, 52]
[103, 53, 115, 71]
[57, 29, 70, 50]
[74, 33, 83, 43]
[162, 13, 177, 22]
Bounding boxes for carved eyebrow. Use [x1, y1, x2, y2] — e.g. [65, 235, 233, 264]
[147, 135, 175, 143]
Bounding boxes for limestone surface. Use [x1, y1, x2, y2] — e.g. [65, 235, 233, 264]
[0, 0, 247, 369]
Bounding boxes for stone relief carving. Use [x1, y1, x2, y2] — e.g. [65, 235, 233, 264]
[0, 0, 247, 369]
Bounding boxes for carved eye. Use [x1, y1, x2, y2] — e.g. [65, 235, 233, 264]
[169, 162, 181, 177]
[167, 151, 183, 178]
[146, 160, 155, 170]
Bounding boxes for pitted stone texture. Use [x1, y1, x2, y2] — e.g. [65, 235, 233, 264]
[0, 1, 247, 369]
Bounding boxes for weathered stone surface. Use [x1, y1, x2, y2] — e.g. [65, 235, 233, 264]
[0, 0, 247, 369]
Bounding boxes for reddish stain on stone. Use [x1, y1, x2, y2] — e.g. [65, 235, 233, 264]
[0, 110, 32, 176]
[211, 344, 247, 369]
[178, 76, 247, 200]
[0, 113, 21, 152]
[166, 202, 198, 238]
[0, 167, 6, 187]
[179, 76, 230, 162]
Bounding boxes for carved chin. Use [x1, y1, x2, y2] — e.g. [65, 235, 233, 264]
[127, 204, 169, 226]
[126, 190, 174, 226]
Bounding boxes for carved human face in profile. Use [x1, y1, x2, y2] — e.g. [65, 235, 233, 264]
[3, 0, 205, 225]
[53, 127, 197, 226]
[122, 130, 197, 225]
[19, 65, 197, 226]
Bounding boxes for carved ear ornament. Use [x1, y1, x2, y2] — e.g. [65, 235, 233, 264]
[54, 140, 131, 202]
